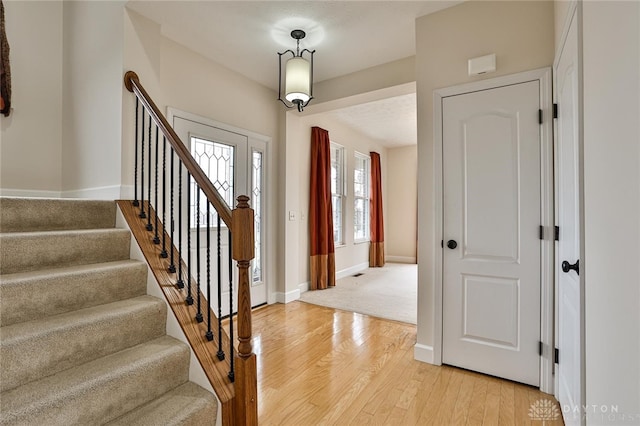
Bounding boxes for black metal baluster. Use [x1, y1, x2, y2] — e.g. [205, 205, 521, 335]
[133, 98, 139, 207]
[176, 164, 184, 289]
[146, 115, 153, 231]
[216, 213, 225, 360]
[153, 126, 160, 244]
[195, 188, 203, 323]
[228, 228, 235, 383]
[205, 201, 213, 340]
[139, 111, 146, 219]
[160, 136, 168, 258]
[169, 148, 177, 273]
[186, 172, 193, 305]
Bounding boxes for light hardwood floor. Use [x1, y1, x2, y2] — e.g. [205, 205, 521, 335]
[251, 301, 563, 425]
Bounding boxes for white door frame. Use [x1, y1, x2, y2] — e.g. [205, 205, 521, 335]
[553, 1, 585, 420]
[433, 68, 554, 393]
[167, 107, 272, 308]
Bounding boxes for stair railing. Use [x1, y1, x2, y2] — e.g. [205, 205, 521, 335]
[124, 71, 257, 425]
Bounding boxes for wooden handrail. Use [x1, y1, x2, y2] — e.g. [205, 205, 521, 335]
[124, 71, 258, 425]
[124, 71, 232, 228]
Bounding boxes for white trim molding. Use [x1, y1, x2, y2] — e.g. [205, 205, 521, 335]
[336, 262, 369, 280]
[275, 288, 301, 304]
[62, 185, 128, 200]
[414, 343, 435, 364]
[0, 188, 62, 198]
[386, 256, 417, 264]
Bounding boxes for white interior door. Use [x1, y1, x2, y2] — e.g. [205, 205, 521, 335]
[173, 116, 267, 315]
[555, 10, 583, 425]
[442, 81, 542, 386]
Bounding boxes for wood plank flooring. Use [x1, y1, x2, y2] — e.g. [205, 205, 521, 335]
[251, 301, 563, 425]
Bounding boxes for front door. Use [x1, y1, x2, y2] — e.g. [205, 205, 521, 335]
[442, 80, 542, 386]
[173, 116, 267, 315]
[554, 9, 583, 425]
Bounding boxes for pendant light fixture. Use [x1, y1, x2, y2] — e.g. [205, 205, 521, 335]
[278, 29, 315, 112]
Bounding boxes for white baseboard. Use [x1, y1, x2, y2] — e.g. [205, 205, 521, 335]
[62, 185, 125, 200]
[118, 185, 135, 200]
[414, 343, 436, 364]
[275, 288, 301, 304]
[336, 261, 369, 280]
[298, 281, 310, 294]
[0, 185, 134, 200]
[386, 256, 417, 264]
[294, 262, 368, 298]
[0, 188, 62, 198]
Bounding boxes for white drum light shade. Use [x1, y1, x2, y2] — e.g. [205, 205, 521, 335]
[285, 57, 311, 103]
[277, 29, 315, 112]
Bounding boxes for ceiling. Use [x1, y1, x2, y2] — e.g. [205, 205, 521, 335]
[127, 1, 461, 147]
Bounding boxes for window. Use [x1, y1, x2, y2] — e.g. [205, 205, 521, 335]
[251, 149, 263, 283]
[354, 152, 370, 242]
[190, 137, 235, 228]
[330, 143, 346, 245]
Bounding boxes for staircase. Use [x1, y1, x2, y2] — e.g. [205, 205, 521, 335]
[0, 197, 217, 425]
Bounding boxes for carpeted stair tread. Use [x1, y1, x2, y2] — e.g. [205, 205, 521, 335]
[0, 260, 148, 327]
[105, 382, 217, 426]
[0, 335, 190, 426]
[0, 197, 116, 232]
[1, 295, 167, 392]
[0, 228, 131, 274]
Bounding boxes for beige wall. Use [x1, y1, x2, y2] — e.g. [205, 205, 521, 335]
[554, 0, 573, 52]
[62, 0, 124, 198]
[313, 56, 415, 104]
[1, 1, 63, 195]
[123, 7, 281, 304]
[386, 145, 417, 262]
[279, 109, 388, 299]
[415, 1, 555, 353]
[299, 115, 388, 286]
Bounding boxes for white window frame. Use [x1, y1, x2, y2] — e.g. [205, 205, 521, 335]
[330, 142, 346, 247]
[354, 151, 370, 243]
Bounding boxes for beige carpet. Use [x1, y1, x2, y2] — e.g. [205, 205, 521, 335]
[299, 262, 417, 324]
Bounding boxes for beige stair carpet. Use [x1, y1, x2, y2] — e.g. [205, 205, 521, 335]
[0, 197, 217, 426]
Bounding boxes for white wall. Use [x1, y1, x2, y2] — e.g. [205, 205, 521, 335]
[0, 1, 63, 196]
[582, 1, 640, 419]
[415, 0, 555, 358]
[62, 1, 125, 199]
[386, 145, 417, 263]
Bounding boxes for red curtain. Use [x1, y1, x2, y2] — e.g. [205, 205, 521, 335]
[309, 127, 335, 289]
[369, 152, 385, 267]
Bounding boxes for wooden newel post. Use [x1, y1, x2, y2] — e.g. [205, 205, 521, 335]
[232, 195, 258, 425]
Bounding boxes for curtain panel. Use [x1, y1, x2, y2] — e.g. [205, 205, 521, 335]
[309, 127, 335, 290]
[369, 151, 385, 267]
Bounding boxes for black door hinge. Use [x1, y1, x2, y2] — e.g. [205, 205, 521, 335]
[441, 240, 444, 248]
[538, 341, 543, 356]
[553, 103, 558, 119]
[554, 226, 560, 241]
[538, 109, 543, 124]
[554, 347, 559, 364]
[539, 225, 544, 240]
